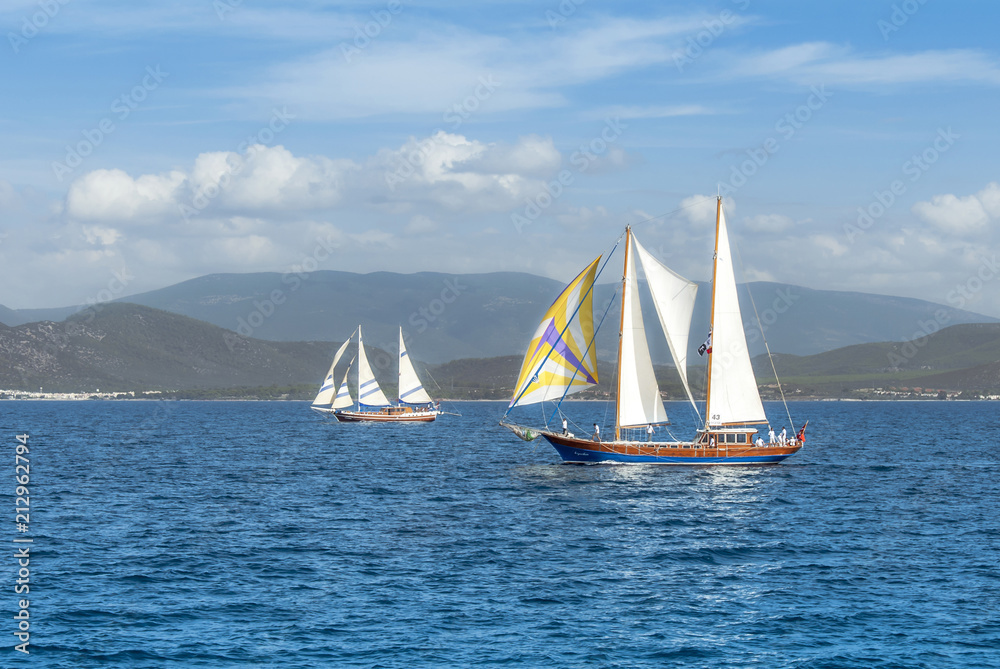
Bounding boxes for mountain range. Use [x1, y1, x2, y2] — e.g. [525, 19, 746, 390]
[0, 271, 995, 364]
[0, 303, 997, 397]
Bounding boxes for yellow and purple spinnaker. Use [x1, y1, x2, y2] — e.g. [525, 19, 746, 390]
[509, 256, 601, 408]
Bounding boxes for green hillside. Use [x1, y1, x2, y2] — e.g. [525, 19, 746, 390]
[0, 304, 346, 392]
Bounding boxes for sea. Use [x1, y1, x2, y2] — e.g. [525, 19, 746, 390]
[2, 399, 998, 668]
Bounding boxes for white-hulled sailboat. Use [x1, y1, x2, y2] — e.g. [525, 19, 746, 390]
[500, 197, 805, 464]
[311, 325, 441, 422]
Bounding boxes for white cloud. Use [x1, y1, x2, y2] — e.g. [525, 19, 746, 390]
[0, 180, 20, 210]
[233, 16, 723, 120]
[912, 183, 999, 235]
[461, 134, 562, 178]
[376, 132, 563, 211]
[679, 195, 718, 225]
[591, 104, 717, 120]
[729, 43, 1000, 87]
[64, 132, 570, 228]
[977, 182, 1000, 218]
[82, 226, 122, 246]
[67, 169, 186, 222]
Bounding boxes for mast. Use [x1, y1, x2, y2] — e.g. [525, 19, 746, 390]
[704, 197, 722, 430]
[356, 325, 361, 410]
[615, 226, 631, 441]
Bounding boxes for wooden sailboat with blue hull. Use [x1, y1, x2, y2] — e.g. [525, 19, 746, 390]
[501, 197, 805, 465]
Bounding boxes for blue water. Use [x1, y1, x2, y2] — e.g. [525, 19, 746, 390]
[3, 400, 999, 667]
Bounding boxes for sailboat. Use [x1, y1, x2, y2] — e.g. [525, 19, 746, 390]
[500, 197, 805, 465]
[311, 325, 441, 422]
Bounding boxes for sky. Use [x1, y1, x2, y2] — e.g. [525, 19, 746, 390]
[1, 0, 999, 318]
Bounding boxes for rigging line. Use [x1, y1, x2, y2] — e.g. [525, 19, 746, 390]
[732, 239, 795, 430]
[629, 197, 722, 230]
[502, 230, 627, 418]
[421, 366, 443, 392]
[547, 287, 619, 425]
[631, 246, 703, 423]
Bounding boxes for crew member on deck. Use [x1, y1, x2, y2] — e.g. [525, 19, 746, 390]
[646, 424, 654, 442]
[592, 423, 600, 442]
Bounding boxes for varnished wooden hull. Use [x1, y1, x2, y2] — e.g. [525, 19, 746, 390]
[542, 431, 801, 465]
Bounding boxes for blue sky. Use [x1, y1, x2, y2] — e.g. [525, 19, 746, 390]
[2, 0, 999, 318]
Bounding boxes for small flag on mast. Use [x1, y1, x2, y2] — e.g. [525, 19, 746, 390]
[697, 330, 713, 357]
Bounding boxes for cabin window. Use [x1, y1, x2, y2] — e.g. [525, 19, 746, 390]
[737, 433, 747, 443]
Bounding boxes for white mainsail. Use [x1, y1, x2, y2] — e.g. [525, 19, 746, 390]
[356, 326, 391, 407]
[398, 327, 432, 404]
[617, 232, 669, 429]
[706, 203, 767, 426]
[632, 235, 699, 415]
[311, 336, 353, 407]
[332, 357, 355, 410]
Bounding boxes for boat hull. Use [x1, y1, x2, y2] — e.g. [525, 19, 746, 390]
[333, 409, 438, 423]
[542, 432, 800, 465]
